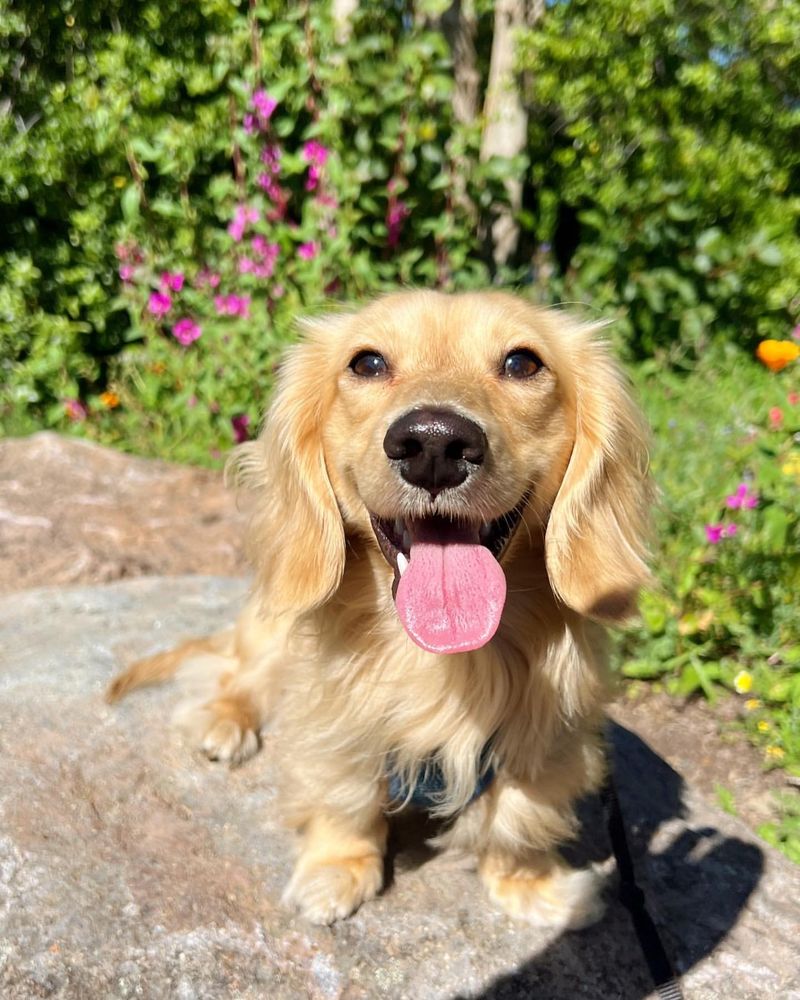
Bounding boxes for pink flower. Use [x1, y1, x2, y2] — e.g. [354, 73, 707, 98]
[298, 241, 319, 261]
[147, 291, 172, 317]
[160, 271, 184, 292]
[213, 294, 251, 319]
[243, 113, 256, 134]
[231, 414, 251, 444]
[187, 395, 198, 408]
[769, 406, 784, 429]
[788, 391, 800, 406]
[228, 205, 260, 242]
[195, 269, 221, 290]
[261, 145, 281, 173]
[302, 140, 329, 167]
[238, 257, 254, 275]
[119, 264, 135, 282]
[792, 325, 800, 341]
[725, 483, 758, 510]
[705, 522, 738, 544]
[171, 317, 201, 346]
[387, 198, 410, 248]
[252, 89, 277, 121]
[64, 398, 87, 422]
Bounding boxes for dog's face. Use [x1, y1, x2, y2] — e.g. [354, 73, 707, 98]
[239, 291, 651, 650]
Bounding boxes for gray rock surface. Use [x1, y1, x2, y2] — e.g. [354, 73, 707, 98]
[1, 577, 798, 999]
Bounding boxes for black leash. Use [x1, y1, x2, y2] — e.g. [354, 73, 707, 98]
[602, 773, 685, 1000]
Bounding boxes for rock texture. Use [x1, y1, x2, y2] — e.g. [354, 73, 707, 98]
[1, 577, 799, 1000]
[0, 432, 247, 595]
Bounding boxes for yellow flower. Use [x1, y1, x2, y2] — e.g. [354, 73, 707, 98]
[782, 454, 800, 481]
[99, 390, 120, 409]
[757, 720, 770, 733]
[756, 339, 800, 372]
[113, 175, 127, 189]
[744, 698, 762, 711]
[765, 745, 785, 760]
[419, 121, 437, 142]
[733, 670, 753, 694]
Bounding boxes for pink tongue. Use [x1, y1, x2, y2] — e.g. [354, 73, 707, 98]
[395, 522, 507, 654]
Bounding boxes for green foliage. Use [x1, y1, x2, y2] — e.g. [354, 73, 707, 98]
[517, 0, 800, 357]
[617, 350, 800, 769]
[759, 793, 800, 865]
[1, 1, 499, 452]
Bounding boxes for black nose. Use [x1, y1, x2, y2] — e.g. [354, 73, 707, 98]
[383, 408, 487, 498]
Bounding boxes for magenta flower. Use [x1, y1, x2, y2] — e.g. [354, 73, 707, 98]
[297, 241, 319, 261]
[252, 89, 277, 121]
[386, 199, 410, 248]
[147, 291, 172, 317]
[769, 406, 784, 429]
[160, 271, 185, 292]
[705, 523, 738, 544]
[195, 268, 221, 290]
[302, 140, 329, 167]
[231, 414, 251, 444]
[119, 264, 135, 282]
[171, 317, 201, 346]
[725, 483, 758, 510]
[302, 140, 329, 192]
[64, 398, 87, 422]
[213, 294, 251, 319]
[261, 144, 282, 173]
[228, 205, 260, 242]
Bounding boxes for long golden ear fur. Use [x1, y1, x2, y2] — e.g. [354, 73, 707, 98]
[227, 318, 347, 617]
[545, 334, 653, 623]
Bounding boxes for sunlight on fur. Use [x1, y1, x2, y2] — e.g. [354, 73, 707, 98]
[108, 290, 652, 927]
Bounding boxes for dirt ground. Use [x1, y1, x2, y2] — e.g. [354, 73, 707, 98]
[1, 431, 787, 835]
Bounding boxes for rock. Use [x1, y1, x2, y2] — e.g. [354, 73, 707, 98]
[1, 577, 798, 999]
[0, 433, 248, 595]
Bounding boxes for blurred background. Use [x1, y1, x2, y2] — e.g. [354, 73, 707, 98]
[1, 1, 798, 857]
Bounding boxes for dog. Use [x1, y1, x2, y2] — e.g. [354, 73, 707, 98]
[108, 289, 652, 928]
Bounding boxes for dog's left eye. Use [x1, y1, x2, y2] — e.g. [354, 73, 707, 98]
[503, 349, 542, 379]
[349, 351, 388, 378]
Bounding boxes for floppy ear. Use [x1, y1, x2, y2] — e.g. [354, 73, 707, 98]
[228, 328, 346, 618]
[545, 338, 653, 622]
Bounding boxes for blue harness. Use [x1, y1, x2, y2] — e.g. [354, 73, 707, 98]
[387, 743, 496, 810]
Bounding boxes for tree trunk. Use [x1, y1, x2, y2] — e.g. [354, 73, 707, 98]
[332, 0, 358, 44]
[439, 1, 479, 126]
[480, 0, 542, 269]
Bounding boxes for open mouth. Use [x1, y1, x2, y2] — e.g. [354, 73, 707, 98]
[369, 497, 527, 655]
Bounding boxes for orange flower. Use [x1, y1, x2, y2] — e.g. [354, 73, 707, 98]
[756, 340, 800, 372]
[99, 390, 120, 409]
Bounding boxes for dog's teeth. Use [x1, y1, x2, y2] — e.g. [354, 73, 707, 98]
[397, 553, 409, 576]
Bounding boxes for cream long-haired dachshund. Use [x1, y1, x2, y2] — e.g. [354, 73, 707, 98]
[109, 290, 652, 928]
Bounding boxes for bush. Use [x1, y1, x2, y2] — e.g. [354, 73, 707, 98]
[517, 0, 800, 358]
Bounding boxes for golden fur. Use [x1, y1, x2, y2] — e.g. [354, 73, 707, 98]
[109, 290, 652, 927]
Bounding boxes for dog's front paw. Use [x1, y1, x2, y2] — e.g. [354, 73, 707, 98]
[481, 854, 605, 930]
[173, 697, 260, 766]
[282, 853, 384, 925]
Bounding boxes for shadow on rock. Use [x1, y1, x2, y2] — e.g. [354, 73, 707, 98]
[392, 722, 765, 1000]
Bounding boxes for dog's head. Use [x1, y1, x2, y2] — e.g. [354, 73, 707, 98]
[234, 291, 652, 651]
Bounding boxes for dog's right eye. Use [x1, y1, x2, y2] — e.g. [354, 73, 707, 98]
[349, 351, 388, 378]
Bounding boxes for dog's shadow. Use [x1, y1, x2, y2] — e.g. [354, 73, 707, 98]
[385, 722, 764, 999]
